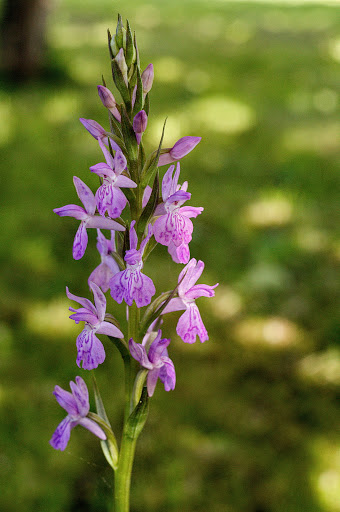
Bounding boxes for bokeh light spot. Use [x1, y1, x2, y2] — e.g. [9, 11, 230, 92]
[234, 316, 304, 348]
[24, 298, 78, 338]
[245, 193, 293, 227]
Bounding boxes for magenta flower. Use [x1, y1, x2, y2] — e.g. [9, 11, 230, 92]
[54, 176, 125, 260]
[163, 259, 218, 343]
[90, 140, 136, 219]
[79, 118, 121, 151]
[129, 330, 176, 397]
[158, 136, 201, 166]
[67, 282, 124, 370]
[50, 376, 106, 451]
[110, 221, 155, 307]
[88, 229, 120, 292]
[153, 164, 203, 264]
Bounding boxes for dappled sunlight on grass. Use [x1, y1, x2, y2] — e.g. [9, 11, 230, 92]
[42, 90, 81, 124]
[311, 438, 340, 512]
[14, 238, 56, 274]
[245, 193, 293, 228]
[66, 55, 107, 84]
[297, 349, 340, 386]
[49, 22, 111, 49]
[294, 227, 330, 253]
[24, 297, 77, 338]
[154, 56, 185, 83]
[233, 316, 305, 349]
[282, 122, 340, 155]
[328, 36, 340, 62]
[211, 285, 243, 320]
[225, 18, 254, 44]
[134, 4, 161, 29]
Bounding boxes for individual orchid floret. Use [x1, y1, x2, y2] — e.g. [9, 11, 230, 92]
[129, 330, 176, 397]
[162, 259, 218, 343]
[88, 229, 120, 292]
[133, 110, 148, 145]
[153, 163, 203, 264]
[50, 376, 106, 451]
[110, 221, 155, 307]
[97, 85, 121, 122]
[158, 136, 201, 167]
[79, 118, 121, 152]
[141, 63, 154, 94]
[54, 177, 125, 260]
[67, 282, 124, 370]
[90, 140, 136, 219]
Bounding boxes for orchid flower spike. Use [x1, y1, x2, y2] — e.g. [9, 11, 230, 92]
[162, 259, 218, 343]
[50, 376, 106, 451]
[67, 282, 123, 369]
[110, 221, 155, 307]
[90, 139, 136, 219]
[54, 177, 125, 260]
[153, 163, 203, 264]
[158, 136, 201, 166]
[129, 330, 176, 397]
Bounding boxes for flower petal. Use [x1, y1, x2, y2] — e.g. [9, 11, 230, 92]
[147, 368, 160, 397]
[50, 416, 73, 451]
[66, 287, 97, 315]
[86, 216, 125, 231]
[129, 338, 153, 369]
[76, 330, 106, 370]
[161, 165, 175, 201]
[70, 377, 89, 417]
[176, 304, 208, 344]
[185, 283, 218, 300]
[168, 241, 190, 264]
[90, 282, 106, 322]
[73, 177, 96, 215]
[97, 320, 123, 339]
[73, 221, 88, 260]
[53, 204, 87, 220]
[114, 150, 127, 175]
[53, 386, 78, 415]
[159, 357, 176, 391]
[148, 332, 170, 365]
[78, 417, 107, 440]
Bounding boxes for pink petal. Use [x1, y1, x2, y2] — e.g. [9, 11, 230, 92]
[73, 177, 96, 215]
[97, 320, 123, 338]
[176, 305, 208, 344]
[53, 204, 87, 220]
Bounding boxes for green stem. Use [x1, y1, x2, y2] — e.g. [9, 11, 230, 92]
[114, 431, 138, 512]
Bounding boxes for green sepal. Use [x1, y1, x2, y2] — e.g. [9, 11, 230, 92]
[125, 20, 135, 68]
[137, 172, 159, 238]
[90, 376, 119, 470]
[142, 236, 158, 262]
[107, 29, 114, 60]
[131, 369, 148, 409]
[132, 67, 144, 117]
[108, 111, 123, 139]
[121, 106, 138, 162]
[111, 58, 130, 108]
[103, 130, 126, 155]
[140, 118, 167, 188]
[144, 93, 150, 116]
[125, 387, 149, 440]
[115, 14, 125, 50]
[139, 142, 146, 170]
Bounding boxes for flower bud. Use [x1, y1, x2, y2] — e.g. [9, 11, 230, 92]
[141, 64, 154, 94]
[97, 85, 121, 122]
[157, 136, 201, 166]
[79, 118, 106, 140]
[114, 48, 128, 86]
[133, 110, 148, 144]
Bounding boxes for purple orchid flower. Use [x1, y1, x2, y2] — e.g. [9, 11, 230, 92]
[90, 140, 137, 219]
[162, 258, 218, 343]
[153, 164, 203, 264]
[50, 376, 106, 451]
[158, 136, 201, 166]
[129, 330, 176, 397]
[133, 110, 148, 145]
[67, 282, 124, 370]
[110, 221, 155, 307]
[54, 176, 125, 260]
[88, 229, 120, 292]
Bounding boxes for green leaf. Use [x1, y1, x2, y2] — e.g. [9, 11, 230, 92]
[120, 106, 138, 162]
[125, 20, 135, 68]
[137, 171, 159, 238]
[125, 387, 149, 440]
[132, 67, 144, 117]
[90, 377, 119, 470]
[141, 118, 167, 188]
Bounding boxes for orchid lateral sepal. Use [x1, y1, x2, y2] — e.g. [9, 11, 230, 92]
[140, 117, 167, 188]
[125, 387, 149, 440]
[91, 375, 119, 470]
[102, 130, 127, 156]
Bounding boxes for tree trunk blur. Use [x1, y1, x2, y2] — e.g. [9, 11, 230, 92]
[1, 0, 50, 80]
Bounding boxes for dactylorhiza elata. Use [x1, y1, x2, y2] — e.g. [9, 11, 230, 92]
[50, 14, 218, 511]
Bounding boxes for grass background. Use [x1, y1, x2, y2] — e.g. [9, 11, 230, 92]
[0, 0, 340, 511]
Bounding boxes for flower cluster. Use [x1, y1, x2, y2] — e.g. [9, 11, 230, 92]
[50, 15, 218, 453]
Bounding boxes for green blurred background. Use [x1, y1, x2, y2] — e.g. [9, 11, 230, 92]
[1, 0, 340, 510]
